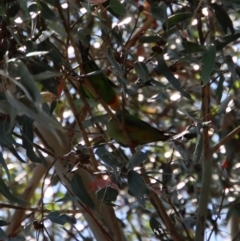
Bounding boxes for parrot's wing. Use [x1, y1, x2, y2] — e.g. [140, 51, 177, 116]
[116, 113, 159, 131]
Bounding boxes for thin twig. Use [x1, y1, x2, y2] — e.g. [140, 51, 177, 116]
[211, 125, 240, 154]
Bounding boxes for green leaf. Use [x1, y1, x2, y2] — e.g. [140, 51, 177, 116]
[95, 147, 122, 167]
[80, 2, 92, 15]
[5, 90, 62, 131]
[149, 215, 163, 238]
[134, 62, 150, 81]
[211, 3, 235, 34]
[41, 0, 58, 8]
[7, 2, 20, 18]
[39, 0, 57, 20]
[0, 227, 8, 241]
[14, 60, 42, 105]
[47, 211, 76, 225]
[218, 95, 232, 114]
[71, 174, 95, 209]
[201, 45, 216, 85]
[0, 220, 9, 227]
[0, 122, 16, 148]
[10, 147, 26, 163]
[55, 196, 79, 203]
[6, 26, 21, 46]
[108, 0, 127, 16]
[163, 12, 193, 31]
[139, 36, 162, 43]
[172, 142, 188, 160]
[21, 116, 45, 164]
[107, 47, 123, 75]
[36, 148, 49, 168]
[192, 124, 203, 164]
[225, 55, 237, 82]
[37, 40, 63, 64]
[216, 74, 225, 101]
[27, 2, 38, 15]
[182, 41, 206, 53]
[0, 3, 6, 16]
[96, 187, 119, 203]
[48, 20, 67, 38]
[128, 170, 149, 207]
[0, 177, 29, 205]
[227, 202, 240, 221]
[33, 71, 62, 82]
[161, 26, 178, 39]
[214, 32, 240, 51]
[155, 55, 192, 99]
[150, 1, 167, 22]
[126, 151, 148, 170]
[26, 51, 49, 57]
[35, 30, 54, 44]
[0, 152, 11, 182]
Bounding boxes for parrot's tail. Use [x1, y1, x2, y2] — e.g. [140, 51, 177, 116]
[78, 41, 90, 62]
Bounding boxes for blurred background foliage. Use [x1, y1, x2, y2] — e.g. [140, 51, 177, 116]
[0, 0, 240, 240]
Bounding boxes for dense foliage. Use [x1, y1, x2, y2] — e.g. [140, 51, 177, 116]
[0, 0, 240, 240]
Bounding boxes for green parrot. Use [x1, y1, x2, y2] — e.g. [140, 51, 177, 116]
[78, 41, 120, 111]
[107, 110, 172, 146]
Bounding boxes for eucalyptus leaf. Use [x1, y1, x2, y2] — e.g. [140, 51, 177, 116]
[155, 55, 192, 99]
[216, 74, 225, 101]
[214, 32, 240, 51]
[0, 220, 9, 227]
[96, 187, 119, 203]
[149, 215, 163, 239]
[7, 2, 20, 18]
[37, 40, 63, 64]
[0, 122, 16, 148]
[211, 3, 234, 34]
[35, 30, 54, 44]
[182, 41, 206, 53]
[150, 1, 167, 22]
[27, 2, 38, 15]
[9, 147, 26, 163]
[134, 62, 150, 81]
[192, 124, 203, 164]
[128, 170, 149, 207]
[21, 116, 46, 165]
[47, 211, 76, 225]
[139, 36, 162, 43]
[95, 147, 122, 167]
[33, 71, 62, 81]
[36, 148, 49, 168]
[172, 143, 188, 160]
[201, 45, 216, 85]
[55, 196, 79, 203]
[107, 47, 123, 75]
[0, 227, 8, 241]
[163, 12, 193, 31]
[108, 0, 127, 16]
[14, 60, 41, 105]
[39, 0, 57, 20]
[71, 174, 95, 209]
[26, 51, 49, 57]
[0, 152, 11, 182]
[0, 177, 29, 205]
[126, 151, 148, 170]
[225, 55, 237, 82]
